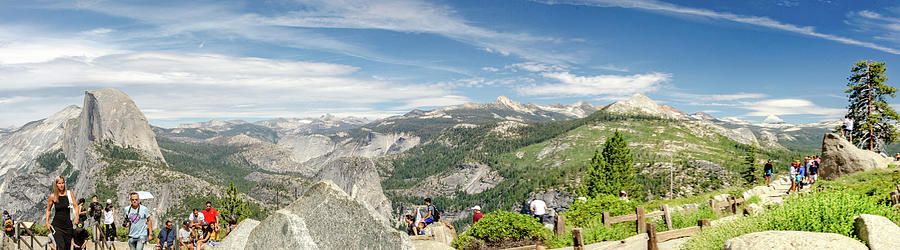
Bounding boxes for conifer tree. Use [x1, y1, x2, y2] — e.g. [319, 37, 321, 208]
[219, 182, 251, 224]
[742, 146, 758, 185]
[582, 131, 640, 200]
[846, 60, 900, 151]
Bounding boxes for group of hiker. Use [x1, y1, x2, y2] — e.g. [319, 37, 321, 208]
[0, 175, 240, 250]
[786, 156, 821, 194]
[403, 197, 553, 237]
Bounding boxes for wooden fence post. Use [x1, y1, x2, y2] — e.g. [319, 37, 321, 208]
[698, 219, 710, 231]
[647, 222, 659, 250]
[603, 212, 611, 228]
[636, 207, 646, 234]
[555, 215, 566, 236]
[730, 197, 738, 214]
[709, 199, 719, 217]
[573, 228, 585, 250]
[661, 204, 673, 231]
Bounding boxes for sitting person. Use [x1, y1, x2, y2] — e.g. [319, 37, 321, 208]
[404, 215, 416, 236]
[416, 221, 426, 236]
[206, 222, 220, 247]
[178, 221, 193, 250]
[188, 209, 205, 230]
[224, 215, 237, 237]
[196, 224, 212, 250]
[156, 220, 177, 250]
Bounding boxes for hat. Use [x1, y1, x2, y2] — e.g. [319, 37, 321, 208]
[183, 221, 190, 226]
[106, 199, 112, 204]
[2, 210, 7, 214]
[472, 206, 481, 210]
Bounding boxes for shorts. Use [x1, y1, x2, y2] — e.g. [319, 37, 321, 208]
[810, 174, 818, 181]
[764, 170, 772, 177]
[208, 240, 219, 246]
[795, 175, 803, 183]
[424, 218, 434, 224]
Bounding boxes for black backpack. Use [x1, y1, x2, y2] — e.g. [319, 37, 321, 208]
[90, 202, 104, 219]
[429, 205, 441, 221]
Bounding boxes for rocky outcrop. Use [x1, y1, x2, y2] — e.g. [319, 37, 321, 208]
[723, 231, 867, 250]
[244, 180, 413, 250]
[412, 240, 454, 250]
[820, 133, 889, 180]
[423, 221, 458, 247]
[64, 88, 165, 169]
[217, 219, 260, 250]
[0, 105, 80, 179]
[313, 157, 393, 220]
[854, 214, 900, 250]
[512, 190, 574, 215]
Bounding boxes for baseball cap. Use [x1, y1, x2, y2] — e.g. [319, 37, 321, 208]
[106, 199, 112, 204]
[472, 206, 481, 210]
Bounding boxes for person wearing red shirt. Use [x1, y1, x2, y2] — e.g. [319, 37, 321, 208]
[472, 206, 483, 224]
[201, 201, 218, 225]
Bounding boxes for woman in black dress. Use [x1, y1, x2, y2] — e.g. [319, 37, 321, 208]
[45, 176, 79, 250]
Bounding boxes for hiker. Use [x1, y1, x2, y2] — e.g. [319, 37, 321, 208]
[224, 215, 237, 237]
[196, 223, 214, 250]
[72, 225, 89, 250]
[124, 192, 153, 250]
[45, 176, 79, 250]
[763, 160, 774, 186]
[472, 206, 483, 224]
[416, 222, 426, 236]
[201, 202, 218, 226]
[810, 160, 820, 185]
[842, 115, 853, 141]
[3, 210, 14, 238]
[787, 162, 798, 194]
[798, 159, 807, 190]
[76, 198, 88, 230]
[423, 198, 440, 224]
[157, 220, 176, 250]
[619, 191, 630, 202]
[404, 215, 416, 236]
[103, 199, 117, 243]
[178, 221, 193, 250]
[529, 198, 548, 223]
[189, 209, 205, 230]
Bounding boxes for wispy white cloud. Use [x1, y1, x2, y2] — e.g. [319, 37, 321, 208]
[505, 62, 567, 72]
[846, 10, 900, 44]
[741, 98, 845, 118]
[539, 0, 900, 54]
[519, 71, 670, 97]
[481, 67, 500, 72]
[671, 92, 768, 103]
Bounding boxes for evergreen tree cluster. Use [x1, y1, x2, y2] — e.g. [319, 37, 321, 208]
[845, 60, 900, 151]
[582, 130, 641, 201]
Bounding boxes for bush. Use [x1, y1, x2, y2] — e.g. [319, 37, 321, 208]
[684, 190, 900, 250]
[454, 211, 551, 249]
[564, 195, 636, 227]
[669, 204, 718, 229]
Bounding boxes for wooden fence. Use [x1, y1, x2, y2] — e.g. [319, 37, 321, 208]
[567, 219, 712, 250]
[708, 197, 746, 217]
[889, 184, 900, 208]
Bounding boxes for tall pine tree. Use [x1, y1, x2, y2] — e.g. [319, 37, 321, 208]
[582, 131, 640, 200]
[741, 145, 758, 185]
[846, 60, 900, 151]
[219, 182, 251, 225]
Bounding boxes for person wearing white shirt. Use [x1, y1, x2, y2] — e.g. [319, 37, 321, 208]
[529, 199, 548, 223]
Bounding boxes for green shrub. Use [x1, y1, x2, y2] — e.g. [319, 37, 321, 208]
[746, 195, 761, 205]
[545, 216, 634, 248]
[455, 211, 551, 249]
[685, 190, 900, 250]
[564, 195, 636, 227]
[670, 204, 718, 229]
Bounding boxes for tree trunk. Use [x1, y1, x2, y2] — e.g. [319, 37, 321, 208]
[867, 67, 874, 150]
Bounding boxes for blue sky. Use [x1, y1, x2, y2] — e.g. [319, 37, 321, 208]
[2, 0, 900, 127]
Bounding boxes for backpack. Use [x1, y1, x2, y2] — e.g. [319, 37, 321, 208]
[90, 202, 104, 219]
[428, 205, 441, 221]
[3, 217, 13, 232]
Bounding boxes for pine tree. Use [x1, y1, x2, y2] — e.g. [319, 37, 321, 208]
[741, 146, 758, 185]
[846, 60, 900, 151]
[219, 182, 251, 225]
[582, 131, 640, 200]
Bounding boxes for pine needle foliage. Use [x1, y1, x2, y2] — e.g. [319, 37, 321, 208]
[742, 145, 758, 185]
[219, 182, 251, 225]
[845, 60, 900, 151]
[582, 131, 641, 201]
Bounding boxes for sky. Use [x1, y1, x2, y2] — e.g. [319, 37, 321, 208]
[2, 0, 900, 128]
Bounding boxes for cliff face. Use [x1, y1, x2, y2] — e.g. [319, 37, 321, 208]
[64, 88, 165, 169]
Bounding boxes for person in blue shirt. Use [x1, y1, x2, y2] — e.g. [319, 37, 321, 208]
[156, 220, 176, 250]
[124, 192, 153, 250]
[3, 210, 15, 238]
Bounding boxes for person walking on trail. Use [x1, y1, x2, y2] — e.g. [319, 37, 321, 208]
[103, 199, 117, 243]
[423, 198, 440, 224]
[45, 176, 79, 250]
[530, 198, 548, 223]
[810, 159, 820, 185]
[472, 206, 483, 224]
[124, 192, 153, 250]
[842, 115, 854, 141]
[787, 162, 798, 195]
[3, 210, 14, 238]
[797, 159, 807, 190]
[763, 160, 774, 186]
[89, 196, 103, 231]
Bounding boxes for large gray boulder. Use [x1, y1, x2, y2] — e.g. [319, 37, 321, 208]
[854, 214, 900, 250]
[244, 180, 413, 250]
[216, 219, 260, 250]
[423, 221, 458, 247]
[724, 231, 867, 250]
[820, 133, 888, 180]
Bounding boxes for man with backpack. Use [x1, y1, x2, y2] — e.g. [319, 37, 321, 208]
[423, 198, 440, 224]
[88, 195, 104, 240]
[3, 210, 14, 238]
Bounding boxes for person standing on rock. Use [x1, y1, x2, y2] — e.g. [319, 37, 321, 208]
[842, 115, 854, 141]
[530, 198, 548, 223]
[472, 206, 483, 224]
[124, 192, 153, 250]
[45, 176, 79, 250]
[763, 160, 774, 186]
